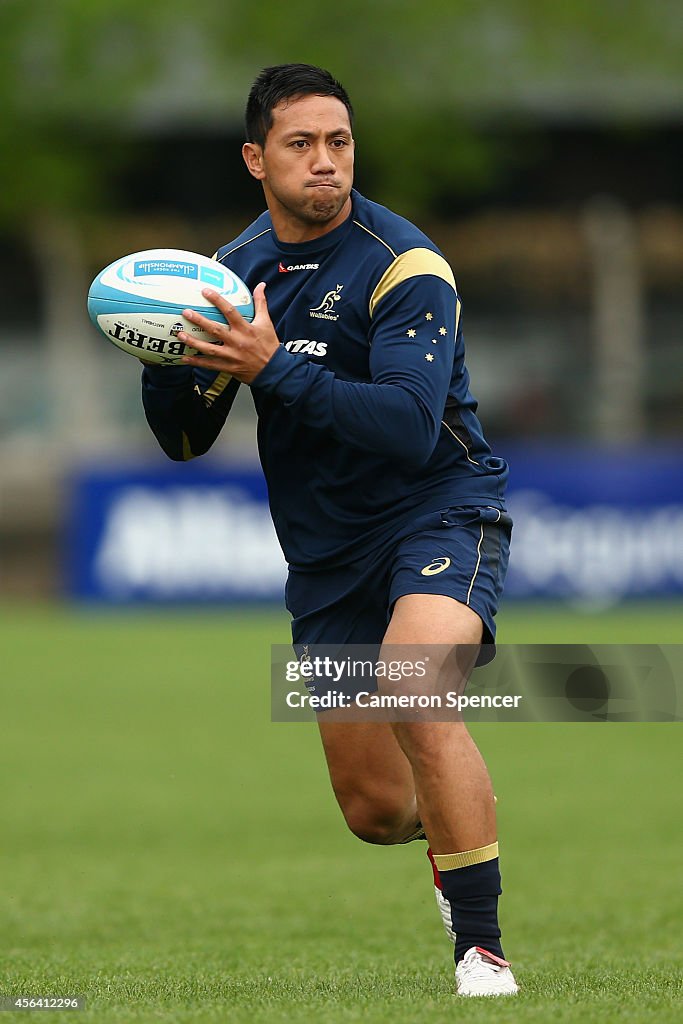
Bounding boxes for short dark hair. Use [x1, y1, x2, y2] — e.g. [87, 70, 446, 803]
[245, 63, 354, 147]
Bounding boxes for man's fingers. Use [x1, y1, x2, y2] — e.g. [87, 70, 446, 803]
[176, 331, 224, 355]
[181, 308, 229, 339]
[178, 284, 274, 379]
[185, 285, 266, 334]
[199, 287, 248, 327]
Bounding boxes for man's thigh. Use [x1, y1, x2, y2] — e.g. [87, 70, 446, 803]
[381, 594, 483, 718]
[385, 593, 483, 646]
[317, 718, 415, 811]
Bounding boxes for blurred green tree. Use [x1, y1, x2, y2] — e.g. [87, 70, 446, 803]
[0, 0, 173, 226]
[2, 0, 682, 228]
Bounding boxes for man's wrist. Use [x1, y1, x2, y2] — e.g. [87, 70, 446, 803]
[250, 344, 297, 390]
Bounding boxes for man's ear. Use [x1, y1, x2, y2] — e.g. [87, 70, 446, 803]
[243, 142, 265, 181]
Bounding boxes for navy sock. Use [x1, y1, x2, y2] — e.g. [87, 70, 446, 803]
[438, 857, 504, 963]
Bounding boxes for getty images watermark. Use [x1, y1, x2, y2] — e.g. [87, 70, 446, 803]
[270, 644, 683, 722]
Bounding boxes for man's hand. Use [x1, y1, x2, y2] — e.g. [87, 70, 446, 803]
[176, 282, 279, 383]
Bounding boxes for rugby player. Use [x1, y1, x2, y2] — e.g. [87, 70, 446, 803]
[141, 63, 518, 997]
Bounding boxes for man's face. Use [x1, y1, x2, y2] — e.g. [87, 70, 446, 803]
[243, 94, 354, 240]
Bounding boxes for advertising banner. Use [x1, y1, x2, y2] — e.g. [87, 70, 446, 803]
[67, 463, 286, 602]
[66, 447, 683, 603]
[503, 446, 683, 602]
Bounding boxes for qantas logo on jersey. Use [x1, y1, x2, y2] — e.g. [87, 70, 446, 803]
[278, 261, 319, 273]
[284, 339, 328, 357]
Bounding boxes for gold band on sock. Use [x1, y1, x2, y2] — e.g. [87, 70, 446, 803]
[432, 842, 499, 871]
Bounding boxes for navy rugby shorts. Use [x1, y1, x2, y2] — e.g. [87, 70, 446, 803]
[286, 504, 512, 672]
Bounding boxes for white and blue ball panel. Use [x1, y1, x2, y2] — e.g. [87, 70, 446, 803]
[87, 248, 254, 365]
[90, 248, 253, 312]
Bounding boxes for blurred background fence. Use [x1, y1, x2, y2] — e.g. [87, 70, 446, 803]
[1, 0, 682, 607]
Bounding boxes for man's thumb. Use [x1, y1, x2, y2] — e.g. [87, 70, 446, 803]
[253, 281, 268, 317]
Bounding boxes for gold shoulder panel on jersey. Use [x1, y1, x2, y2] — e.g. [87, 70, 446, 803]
[202, 371, 232, 408]
[369, 248, 456, 318]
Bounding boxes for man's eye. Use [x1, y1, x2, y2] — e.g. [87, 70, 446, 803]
[292, 140, 308, 149]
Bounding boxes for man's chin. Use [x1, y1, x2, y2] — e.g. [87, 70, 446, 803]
[304, 205, 337, 223]
[305, 193, 349, 223]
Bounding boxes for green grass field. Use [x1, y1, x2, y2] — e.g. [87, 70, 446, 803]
[1, 603, 681, 1022]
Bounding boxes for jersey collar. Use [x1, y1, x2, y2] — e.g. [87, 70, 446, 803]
[269, 191, 358, 256]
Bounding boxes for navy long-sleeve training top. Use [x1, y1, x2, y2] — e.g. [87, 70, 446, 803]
[142, 190, 508, 569]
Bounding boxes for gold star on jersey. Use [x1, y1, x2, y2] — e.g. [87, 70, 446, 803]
[406, 329, 417, 338]
[425, 353, 435, 362]
[425, 312, 433, 321]
[439, 326, 447, 336]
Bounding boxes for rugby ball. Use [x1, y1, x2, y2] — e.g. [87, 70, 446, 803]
[87, 248, 254, 365]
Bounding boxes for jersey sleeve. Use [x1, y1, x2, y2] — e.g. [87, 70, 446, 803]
[251, 269, 460, 468]
[141, 365, 241, 461]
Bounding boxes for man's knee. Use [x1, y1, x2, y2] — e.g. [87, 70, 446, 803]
[338, 792, 416, 846]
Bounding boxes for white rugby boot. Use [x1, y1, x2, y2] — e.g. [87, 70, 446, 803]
[455, 946, 519, 997]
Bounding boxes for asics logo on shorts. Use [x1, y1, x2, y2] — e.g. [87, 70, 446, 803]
[420, 557, 451, 576]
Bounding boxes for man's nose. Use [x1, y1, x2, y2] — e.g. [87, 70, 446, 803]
[310, 144, 335, 173]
